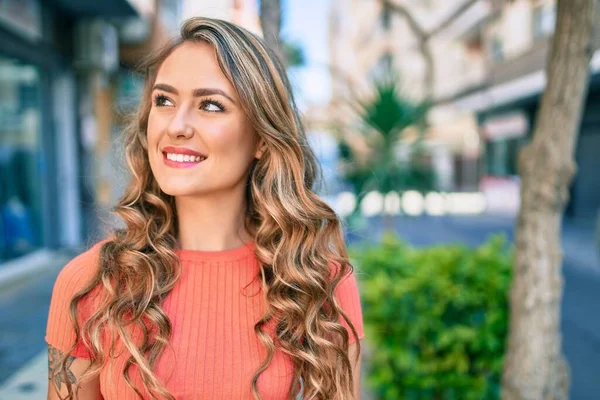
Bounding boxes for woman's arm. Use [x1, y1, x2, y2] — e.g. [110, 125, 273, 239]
[349, 340, 363, 400]
[47, 345, 102, 400]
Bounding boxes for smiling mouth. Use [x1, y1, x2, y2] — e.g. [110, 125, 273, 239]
[164, 152, 207, 162]
[162, 152, 207, 168]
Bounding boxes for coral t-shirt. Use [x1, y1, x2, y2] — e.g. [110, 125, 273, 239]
[45, 239, 365, 399]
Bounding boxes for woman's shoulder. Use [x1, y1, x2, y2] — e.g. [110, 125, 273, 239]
[46, 238, 112, 357]
[53, 238, 112, 295]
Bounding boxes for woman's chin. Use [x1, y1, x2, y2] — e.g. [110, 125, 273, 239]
[158, 184, 204, 197]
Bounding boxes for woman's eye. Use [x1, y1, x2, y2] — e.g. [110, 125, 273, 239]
[201, 99, 225, 113]
[152, 94, 224, 112]
[154, 94, 173, 107]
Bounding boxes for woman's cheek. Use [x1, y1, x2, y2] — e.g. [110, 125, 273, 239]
[204, 123, 235, 149]
[146, 115, 159, 143]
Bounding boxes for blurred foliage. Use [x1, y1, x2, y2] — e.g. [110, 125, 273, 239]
[361, 74, 424, 138]
[338, 72, 435, 208]
[282, 39, 305, 67]
[350, 233, 512, 400]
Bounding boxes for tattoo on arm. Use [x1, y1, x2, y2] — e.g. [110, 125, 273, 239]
[48, 345, 77, 390]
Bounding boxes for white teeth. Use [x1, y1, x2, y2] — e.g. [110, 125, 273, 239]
[165, 152, 206, 162]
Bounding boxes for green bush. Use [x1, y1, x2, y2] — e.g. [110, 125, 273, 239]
[349, 232, 512, 400]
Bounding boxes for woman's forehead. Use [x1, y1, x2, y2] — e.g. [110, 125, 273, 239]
[155, 41, 233, 92]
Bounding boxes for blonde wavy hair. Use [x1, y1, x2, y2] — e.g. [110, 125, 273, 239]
[51, 16, 361, 400]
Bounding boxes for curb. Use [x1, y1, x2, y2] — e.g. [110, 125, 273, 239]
[0, 351, 47, 399]
[0, 250, 71, 292]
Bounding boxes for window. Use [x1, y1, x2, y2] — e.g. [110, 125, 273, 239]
[0, 56, 43, 261]
[484, 136, 528, 176]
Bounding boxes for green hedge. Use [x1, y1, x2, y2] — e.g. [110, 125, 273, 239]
[349, 232, 512, 400]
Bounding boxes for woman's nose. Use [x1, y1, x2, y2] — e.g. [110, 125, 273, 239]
[166, 110, 195, 139]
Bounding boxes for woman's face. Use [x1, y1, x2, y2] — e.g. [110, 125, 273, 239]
[147, 40, 262, 198]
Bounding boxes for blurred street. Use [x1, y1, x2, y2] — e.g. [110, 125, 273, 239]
[0, 253, 71, 398]
[1, 215, 599, 399]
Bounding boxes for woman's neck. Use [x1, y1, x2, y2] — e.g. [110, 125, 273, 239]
[175, 194, 252, 251]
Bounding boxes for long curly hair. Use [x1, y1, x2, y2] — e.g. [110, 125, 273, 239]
[51, 16, 361, 400]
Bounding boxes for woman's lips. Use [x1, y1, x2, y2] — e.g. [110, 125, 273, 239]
[162, 146, 207, 157]
[162, 152, 206, 168]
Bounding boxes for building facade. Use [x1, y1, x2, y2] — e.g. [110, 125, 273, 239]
[329, 0, 600, 218]
[0, 0, 180, 264]
[436, 0, 600, 218]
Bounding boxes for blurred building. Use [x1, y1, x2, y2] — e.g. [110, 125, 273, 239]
[329, 0, 600, 218]
[328, 0, 486, 194]
[181, 0, 261, 35]
[0, 0, 181, 265]
[433, 0, 600, 218]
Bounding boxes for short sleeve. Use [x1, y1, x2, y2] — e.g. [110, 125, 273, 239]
[45, 239, 108, 359]
[332, 263, 365, 345]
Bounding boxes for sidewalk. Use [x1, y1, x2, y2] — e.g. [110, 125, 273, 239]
[456, 214, 600, 270]
[449, 214, 599, 269]
[0, 249, 74, 292]
[0, 352, 46, 400]
[562, 218, 599, 269]
[364, 213, 600, 270]
[0, 250, 73, 399]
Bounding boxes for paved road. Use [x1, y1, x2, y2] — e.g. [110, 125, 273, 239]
[561, 264, 600, 399]
[1, 215, 598, 400]
[0, 263, 64, 384]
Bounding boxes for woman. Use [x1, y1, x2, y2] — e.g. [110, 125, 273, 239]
[46, 16, 364, 400]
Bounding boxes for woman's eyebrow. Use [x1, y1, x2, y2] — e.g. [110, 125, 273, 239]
[152, 83, 236, 104]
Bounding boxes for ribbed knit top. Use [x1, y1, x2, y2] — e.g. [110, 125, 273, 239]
[45, 239, 365, 399]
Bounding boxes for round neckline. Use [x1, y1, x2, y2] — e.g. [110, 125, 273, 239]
[175, 240, 255, 262]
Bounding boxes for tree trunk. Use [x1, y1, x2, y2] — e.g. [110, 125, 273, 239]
[259, 0, 284, 61]
[501, 1, 596, 399]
